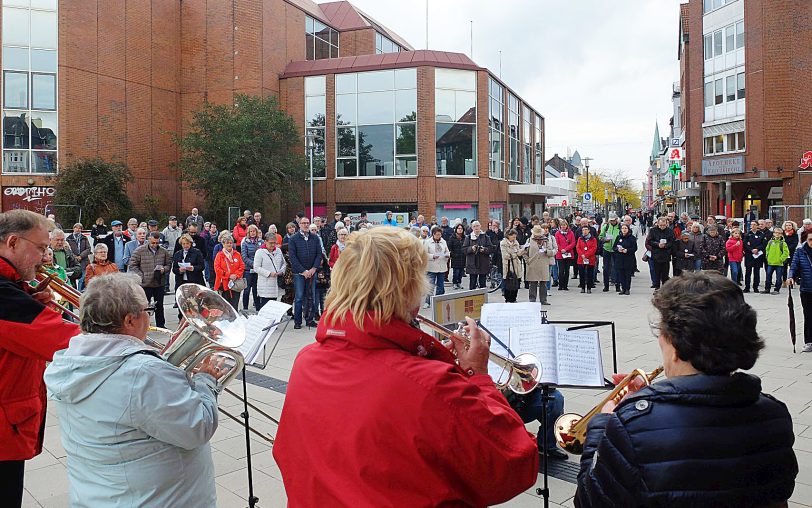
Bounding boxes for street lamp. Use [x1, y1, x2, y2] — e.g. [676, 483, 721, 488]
[583, 156, 592, 194]
[305, 132, 315, 220]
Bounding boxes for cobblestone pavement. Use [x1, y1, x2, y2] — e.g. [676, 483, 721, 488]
[24, 240, 812, 507]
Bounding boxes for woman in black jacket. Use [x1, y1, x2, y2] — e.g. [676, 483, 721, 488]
[447, 224, 467, 290]
[612, 224, 637, 295]
[575, 272, 798, 508]
[171, 234, 206, 288]
[462, 221, 493, 290]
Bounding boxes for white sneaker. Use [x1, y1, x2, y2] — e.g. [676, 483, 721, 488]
[803, 343, 812, 353]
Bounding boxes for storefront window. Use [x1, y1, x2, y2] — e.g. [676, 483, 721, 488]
[436, 69, 476, 176]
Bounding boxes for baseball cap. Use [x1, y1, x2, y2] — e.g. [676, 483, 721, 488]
[147, 219, 158, 226]
[111, 220, 123, 226]
[168, 216, 177, 221]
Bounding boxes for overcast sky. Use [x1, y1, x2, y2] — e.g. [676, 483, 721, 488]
[348, 0, 684, 185]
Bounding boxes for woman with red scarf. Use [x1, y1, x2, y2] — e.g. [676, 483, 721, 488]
[274, 227, 537, 506]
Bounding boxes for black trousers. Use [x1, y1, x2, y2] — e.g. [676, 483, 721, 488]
[801, 292, 812, 345]
[745, 259, 763, 290]
[504, 288, 519, 303]
[469, 273, 487, 290]
[0, 460, 24, 508]
[578, 265, 594, 289]
[142, 286, 165, 328]
[617, 264, 633, 293]
[220, 289, 241, 309]
[557, 259, 572, 289]
[602, 251, 616, 288]
[652, 261, 670, 289]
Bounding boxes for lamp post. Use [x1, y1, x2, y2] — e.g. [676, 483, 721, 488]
[305, 132, 315, 220]
[583, 156, 592, 194]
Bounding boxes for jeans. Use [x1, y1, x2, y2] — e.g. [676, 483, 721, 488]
[802, 291, 812, 345]
[293, 273, 317, 325]
[142, 286, 165, 328]
[578, 265, 595, 289]
[243, 272, 259, 311]
[469, 273, 487, 290]
[745, 259, 763, 290]
[204, 259, 213, 284]
[513, 389, 565, 452]
[0, 460, 24, 508]
[765, 265, 784, 292]
[729, 261, 741, 284]
[452, 267, 464, 285]
[528, 281, 548, 303]
[694, 258, 703, 271]
[602, 251, 616, 289]
[427, 272, 445, 302]
[548, 263, 559, 290]
[653, 261, 670, 289]
[76, 270, 86, 292]
[648, 257, 656, 285]
[556, 259, 572, 289]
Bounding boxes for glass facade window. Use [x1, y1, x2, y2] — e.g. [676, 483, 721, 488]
[335, 68, 417, 177]
[736, 21, 744, 49]
[305, 16, 338, 61]
[435, 69, 476, 176]
[726, 75, 735, 102]
[703, 34, 713, 60]
[507, 93, 519, 181]
[534, 114, 542, 185]
[488, 76, 504, 179]
[375, 32, 402, 54]
[304, 76, 326, 178]
[713, 30, 722, 57]
[522, 105, 532, 183]
[2, 1, 57, 174]
[714, 78, 723, 105]
[725, 26, 735, 53]
[704, 81, 713, 107]
[737, 72, 745, 99]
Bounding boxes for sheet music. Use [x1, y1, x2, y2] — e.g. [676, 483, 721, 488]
[512, 325, 558, 384]
[479, 302, 541, 385]
[237, 300, 291, 364]
[555, 329, 604, 387]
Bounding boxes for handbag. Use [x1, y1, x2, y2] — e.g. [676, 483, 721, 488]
[229, 277, 247, 292]
[504, 258, 521, 292]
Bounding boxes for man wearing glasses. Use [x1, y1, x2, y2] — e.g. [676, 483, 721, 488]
[128, 232, 171, 330]
[0, 210, 80, 507]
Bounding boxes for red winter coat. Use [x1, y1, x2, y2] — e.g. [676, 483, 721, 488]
[232, 222, 248, 246]
[576, 236, 598, 266]
[726, 237, 744, 263]
[555, 228, 576, 260]
[273, 314, 538, 507]
[0, 257, 79, 460]
[328, 243, 342, 268]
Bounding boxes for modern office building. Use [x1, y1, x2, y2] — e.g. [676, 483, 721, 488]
[680, 0, 812, 221]
[0, 0, 552, 225]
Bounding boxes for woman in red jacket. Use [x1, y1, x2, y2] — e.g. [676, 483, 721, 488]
[232, 217, 248, 250]
[273, 227, 538, 507]
[328, 228, 348, 268]
[576, 225, 598, 293]
[213, 235, 245, 309]
[726, 227, 745, 284]
[554, 219, 576, 291]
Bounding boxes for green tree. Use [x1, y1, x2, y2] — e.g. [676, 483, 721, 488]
[53, 158, 134, 223]
[174, 94, 308, 221]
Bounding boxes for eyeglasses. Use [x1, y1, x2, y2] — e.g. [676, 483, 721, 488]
[16, 236, 50, 256]
[143, 306, 155, 316]
[648, 315, 662, 338]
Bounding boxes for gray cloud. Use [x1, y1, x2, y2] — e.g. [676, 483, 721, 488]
[347, 0, 683, 184]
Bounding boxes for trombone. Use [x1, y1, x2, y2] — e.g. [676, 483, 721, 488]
[554, 366, 664, 454]
[414, 315, 543, 395]
[33, 267, 81, 320]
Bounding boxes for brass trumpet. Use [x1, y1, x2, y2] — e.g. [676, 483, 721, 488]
[554, 366, 664, 454]
[414, 315, 543, 395]
[33, 267, 81, 320]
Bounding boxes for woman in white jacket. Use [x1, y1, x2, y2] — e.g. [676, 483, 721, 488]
[254, 232, 287, 310]
[424, 225, 450, 308]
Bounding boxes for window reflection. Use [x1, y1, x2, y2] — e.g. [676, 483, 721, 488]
[359, 125, 394, 176]
[396, 124, 416, 155]
[436, 123, 475, 176]
[305, 96, 325, 127]
[305, 16, 338, 61]
[357, 90, 393, 124]
[3, 47, 28, 70]
[31, 150, 56, 173]
[3, 111, 30, 149]
[395, 89, 416, 123]
[30, 111, 57, 150]
[2, 150, 29, 172]
[436, 69, 477, 176]
[336, 94, 356, 125]
[2, 7, 30, 46]
[337, 158, 357, 177]
[32, 73, 56, 110]
[4, 71, 28, 109]
[337, 127, 356, 156]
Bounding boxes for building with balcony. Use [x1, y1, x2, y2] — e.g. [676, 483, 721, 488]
[0, 0, 549, 225]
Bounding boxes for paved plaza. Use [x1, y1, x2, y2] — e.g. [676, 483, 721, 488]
[22, 239, 812, 507]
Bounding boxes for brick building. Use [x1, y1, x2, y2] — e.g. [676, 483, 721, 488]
[680, 0, 812, 222]
[0, 0, 551, 225]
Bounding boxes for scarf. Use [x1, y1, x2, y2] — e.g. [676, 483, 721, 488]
[336, 240, 346, 252]
[582, 233, 592, 241]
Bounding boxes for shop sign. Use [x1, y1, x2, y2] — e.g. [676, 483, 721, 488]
[2, 186, 56, 213]
[799, 151, 812, 169]
[701, 156, 744, 176]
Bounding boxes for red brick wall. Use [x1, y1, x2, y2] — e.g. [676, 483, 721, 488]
[339, 29, 376, 57]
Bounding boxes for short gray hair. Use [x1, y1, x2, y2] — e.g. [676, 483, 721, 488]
[0, 210, 50, 242]
[80, 273, 147, 334]
[93, 242, 108, 253]
[50, 228, 66, 239]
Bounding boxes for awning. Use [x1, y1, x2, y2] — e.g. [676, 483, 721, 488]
[703, 120, 745, 137]
[677, 187, 701, 198]
[508, 184, 570, 197]
[767, 186, 783, 200]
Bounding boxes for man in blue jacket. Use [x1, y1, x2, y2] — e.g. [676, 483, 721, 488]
[787, 231, 812, 352]
[288, 217, 322, 329]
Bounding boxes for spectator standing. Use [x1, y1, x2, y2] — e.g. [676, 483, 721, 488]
[102, 220, 130, 272]
[726, 228, 744, 284]
[554, 219, 575, 291]
[328, 229, 349, 269]
[424, 226, 450, 307]
[185, 207, 205, 231]
[171, 234, 206, 289]
[66, 223, 91, 291]
[213, 235, 245, 309]
[646, 217, 676, 289]
[687, 223, 705, 271]
[147, 220, 167, 249]
[672, 231, 697, 277]
[699, 224, 726, 274]
[743, 221, 767, 293]
[522, 225, 556, 305]
[764, 227, 790, 294]
[448, 224, 467, 290]
[123, 228, 147, 269]
[288, 217, 322, 329]
[240, 225, 262, 312]
[252, 212, 268, 237]
[124, 218, 138, 240]
[233, 216, 248, 249]
[462, 221, 493, 290]
[90, 217, 108, 242]
[161, 216, 183, 253]
[127, 232, 171, 329]
[576, 225, 598, 293]
[84, 243, 118, 285]
[203, 222, 219, 285]
[800, 218, 812, 243]
[787, 233, 812, 352]
[381, 210, 398, 227]
[254, 233, 286, 309]
[487, 220, 504, 289]
[613, 223, 637, 295]
[500, 229, 522, 303]
[49, 229, 80, 286]
[598, 213, 620, 292]
[782, 221, 799, 285]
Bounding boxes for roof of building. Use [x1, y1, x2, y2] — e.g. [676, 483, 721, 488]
[545, 154, 580, 178]
[319, 1, 414, 50]
[678, 2, 689, 59]
[651, 122, 661, 160]
[281, 49, 481, 78]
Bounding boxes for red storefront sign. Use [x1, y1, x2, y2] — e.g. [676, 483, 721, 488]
[2, 186, 56, 213]
[799, 151, 812, 169]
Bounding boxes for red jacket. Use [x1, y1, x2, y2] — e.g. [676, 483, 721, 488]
[576, 236, 598, 266]
[213, 248, 245, 292]
[726, 237, 744, 262]
[273, 314, 538, 507]
[328, 243, 341, 268]
[233, 223, 248, 246]
[0, 257, 79, 460]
